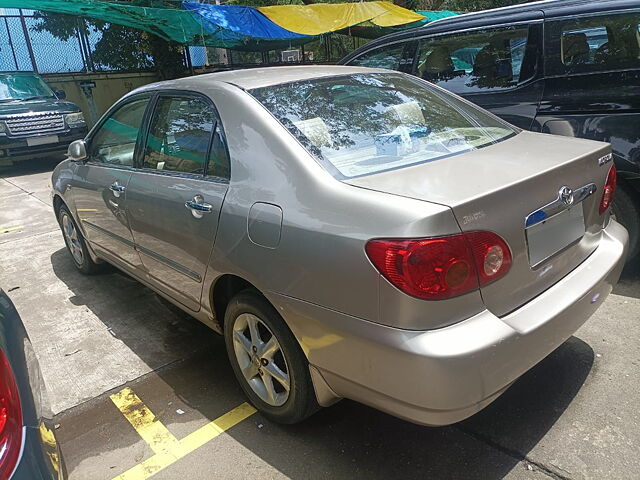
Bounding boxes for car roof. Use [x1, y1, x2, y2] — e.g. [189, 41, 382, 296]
[164, 65, 392, 91]
[424, 0, 635, 28]
[340, 0, 638, 63]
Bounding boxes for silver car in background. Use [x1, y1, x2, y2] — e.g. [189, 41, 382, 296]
[51, 66, 627, 426]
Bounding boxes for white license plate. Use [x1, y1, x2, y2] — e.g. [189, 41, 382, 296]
[26, 135, 58, 147]
[526, 205, 585, 267]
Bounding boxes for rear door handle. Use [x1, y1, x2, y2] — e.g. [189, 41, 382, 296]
[185, 195, 213, 218]
[110, 183, 125, 198]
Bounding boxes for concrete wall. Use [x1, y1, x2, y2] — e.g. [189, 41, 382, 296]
[43, 72, 160, 127]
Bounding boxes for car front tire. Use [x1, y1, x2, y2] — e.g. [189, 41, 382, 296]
[224, 290, 319, 424]
[57, 204, 103, 275]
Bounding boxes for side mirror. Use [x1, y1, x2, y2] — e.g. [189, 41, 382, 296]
[67, 140, 88, 162]
[55, 89, 66, 100]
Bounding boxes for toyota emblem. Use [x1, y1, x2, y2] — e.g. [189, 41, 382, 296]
[559, 186, 574, 206]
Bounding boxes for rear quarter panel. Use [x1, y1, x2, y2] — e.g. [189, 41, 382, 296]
[195, 82, 476, 328]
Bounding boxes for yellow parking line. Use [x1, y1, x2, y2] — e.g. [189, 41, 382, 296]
[0, 225, 23, 234]
[110, 388, 181, 456]
[76, 208, 98, 212]
[110, 387, 256, 480]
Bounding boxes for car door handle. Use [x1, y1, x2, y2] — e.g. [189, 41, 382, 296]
[185, 200, 213, 212]
[185, 195, 213, 218]
[110, 183, 125, 198]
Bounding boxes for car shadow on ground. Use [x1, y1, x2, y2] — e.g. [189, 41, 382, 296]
[224, 336, 594, 479]
[51, 245, 595, 479]
[49, 247, 217, 376]
[0, 157, 63, 178]
[614, 261, 640, 299]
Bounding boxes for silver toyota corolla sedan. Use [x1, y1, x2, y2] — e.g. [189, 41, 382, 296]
[51, 66, 627, 426]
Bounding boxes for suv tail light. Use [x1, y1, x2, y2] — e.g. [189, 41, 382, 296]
[0, 349, 22, 480]
[365, 232, 512, 300]
[599, 164, 617, 215]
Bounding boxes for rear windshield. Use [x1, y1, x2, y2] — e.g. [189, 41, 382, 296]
[0, 74, 55, 102]
[250, 73, 517, 179]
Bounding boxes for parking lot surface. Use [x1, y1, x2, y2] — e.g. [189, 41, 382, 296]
[1, 159, 640, 480]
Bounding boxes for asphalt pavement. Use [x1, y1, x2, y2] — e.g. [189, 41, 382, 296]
[1, 158, 639, 480]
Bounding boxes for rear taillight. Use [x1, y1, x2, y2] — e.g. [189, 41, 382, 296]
[599, 164, 617, 215]
[0, 349, 22, 480]
[366, 231, 511, 300]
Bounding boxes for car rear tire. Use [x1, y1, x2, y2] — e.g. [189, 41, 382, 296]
[611, 185, 640, 263]
[57, 204, 104, 275]
[224, 290, 319, 424]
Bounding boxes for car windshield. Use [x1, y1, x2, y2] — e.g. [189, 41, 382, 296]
[0, 73, 55, 102]
[250, 73, 518, 178]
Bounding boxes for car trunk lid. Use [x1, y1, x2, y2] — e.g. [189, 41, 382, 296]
[345, 131, 612, 317]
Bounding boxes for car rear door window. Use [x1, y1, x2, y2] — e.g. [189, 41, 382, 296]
[546, 11, 640, 75]
[89, 98, 148, 166]
[143, 96, 215, 175]
[413, 25, 531, 93]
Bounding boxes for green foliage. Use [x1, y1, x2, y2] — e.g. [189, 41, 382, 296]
[443, 0, 531, 12]
[32, 9, 185, 78]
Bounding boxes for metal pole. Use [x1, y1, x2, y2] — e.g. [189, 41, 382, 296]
[18, 9, 37, 72]
[78, 18, 95, 71]
[185, 46, 194, 74]
[301, 44, 305, 64]
[75, 22, 88, 72]
[4, 17, 19, 70]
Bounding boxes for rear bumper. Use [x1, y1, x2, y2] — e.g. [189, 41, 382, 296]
[273, 219, 628, 426]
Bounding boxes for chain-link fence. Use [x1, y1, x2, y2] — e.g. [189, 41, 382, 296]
[0, 8, 203, 74]
[0, 9, 360, 76]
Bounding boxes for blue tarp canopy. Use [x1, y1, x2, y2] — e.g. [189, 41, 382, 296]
[182, 2, 312, 50]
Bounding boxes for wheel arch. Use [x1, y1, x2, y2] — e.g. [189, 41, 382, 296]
[210, 274, 260, 331]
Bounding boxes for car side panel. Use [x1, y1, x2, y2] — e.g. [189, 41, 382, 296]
[189, 82, 481, 330]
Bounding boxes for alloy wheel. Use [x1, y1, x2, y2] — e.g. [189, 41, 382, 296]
[61, 213, 84, 265]
[232, 313, 290, 407]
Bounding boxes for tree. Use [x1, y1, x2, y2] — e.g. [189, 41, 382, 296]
[32, 10, 186, 79]
[443, 0, 531, 11]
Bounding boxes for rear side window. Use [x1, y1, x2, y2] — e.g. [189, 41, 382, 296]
[143, 96, 215, 175]
[348, 42, 408, 71]
[414, 25, 532, 93]
[250, 73, 517, 179]
[546, 11, 640, 74]
[207, 123, 230, 180]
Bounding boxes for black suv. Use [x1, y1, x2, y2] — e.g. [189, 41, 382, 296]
[341, 0, 640, 262]
[0, 72, 88, 166]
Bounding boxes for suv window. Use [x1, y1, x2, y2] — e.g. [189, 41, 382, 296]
[547, 11, 640, 74]
[414, 25, 531, 93]
[143, 96, 216, 175]
[349, 42, 408, 71]
[90, 97, 148, 167]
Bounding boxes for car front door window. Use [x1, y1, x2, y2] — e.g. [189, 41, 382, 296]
[89, 98, 148, 167]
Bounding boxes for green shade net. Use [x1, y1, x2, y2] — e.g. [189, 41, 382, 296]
[0, 0, 312, 51]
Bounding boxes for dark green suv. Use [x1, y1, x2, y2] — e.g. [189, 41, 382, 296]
[0, 72, 88, 166]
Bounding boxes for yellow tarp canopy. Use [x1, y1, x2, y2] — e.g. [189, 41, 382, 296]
[258, 1, 425, 36]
